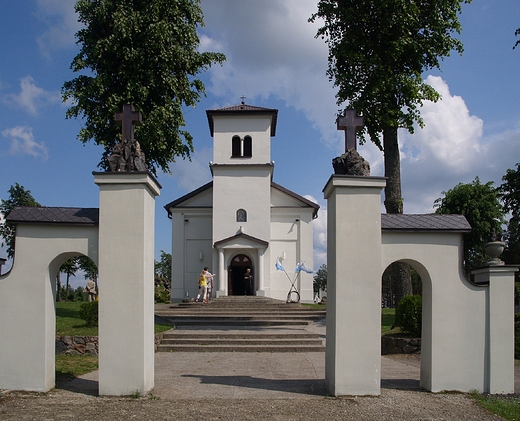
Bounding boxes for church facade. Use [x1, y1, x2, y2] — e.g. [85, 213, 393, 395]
[165, 103, 319, 302]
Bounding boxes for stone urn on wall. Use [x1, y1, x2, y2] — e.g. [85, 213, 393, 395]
[483, 230, 506, 266]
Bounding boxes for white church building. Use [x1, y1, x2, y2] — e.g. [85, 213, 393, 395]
[165, 103, 319, 302]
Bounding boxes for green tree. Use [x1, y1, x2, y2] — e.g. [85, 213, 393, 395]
[434, 177, 505, 274]
[154, 250, 172, 289]
[499, 163, 520, 273]
[62, 0, 226, 175]
[0, 183, 41, 259]
[313, 264, 327, 293]
[77, 255, 98, 289]
[310, 0, 470, 305]
[59, 258, 80, 302]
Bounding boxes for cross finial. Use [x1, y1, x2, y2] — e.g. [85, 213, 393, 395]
[337, 108, 364, 151]
[114, 104, 142, 141]
[240, 96, 246, 105]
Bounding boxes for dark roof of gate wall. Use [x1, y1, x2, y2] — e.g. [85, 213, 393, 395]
[6, 206, 99, 225]
[381, 213, 471, 232]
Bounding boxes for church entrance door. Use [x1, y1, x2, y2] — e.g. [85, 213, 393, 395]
[228, 254, 254, 296]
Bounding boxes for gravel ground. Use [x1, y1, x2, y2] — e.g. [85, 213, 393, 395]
[0, 388, 504, 420]
[0, 352, 510, 421]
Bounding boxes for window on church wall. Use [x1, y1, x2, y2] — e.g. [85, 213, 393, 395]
[243, 136, 252, 157]
[232, 135, 241, 157]
[237, 209, 247, 222]
[231, 135, 253, 158]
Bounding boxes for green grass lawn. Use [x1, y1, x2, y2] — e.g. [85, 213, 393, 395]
[469, 391, 520, 421]
[55, 301, 171, 379]
[381, 308, 395, 333]
[56, 301, 172, 336]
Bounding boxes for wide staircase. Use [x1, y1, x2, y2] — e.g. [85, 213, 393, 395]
[154, 296, 326, 352]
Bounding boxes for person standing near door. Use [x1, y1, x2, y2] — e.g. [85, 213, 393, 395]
[243, 268, 254, 295]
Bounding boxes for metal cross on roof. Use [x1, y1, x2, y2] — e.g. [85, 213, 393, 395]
[337, 108, 364, 151]
[114, 104, 142, 141]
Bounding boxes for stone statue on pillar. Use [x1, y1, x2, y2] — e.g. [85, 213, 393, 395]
[332, 108, 370, 176]
[108, 104, 147, 172]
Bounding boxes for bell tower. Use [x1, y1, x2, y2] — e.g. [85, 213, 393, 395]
[206, 101, 278, 255]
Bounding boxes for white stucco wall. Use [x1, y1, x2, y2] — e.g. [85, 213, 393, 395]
[213, 115, 271, 164]
[170, 211, 213, 301]
[324, 176, 385, 396]
[381, 231, 487, 392]
[0, 224, 98, 392]
[95, 172, 160, 396]
[212, 165, 272, 243]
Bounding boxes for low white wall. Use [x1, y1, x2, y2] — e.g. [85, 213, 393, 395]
[382, 231, 487, 393]
[0, 224, 98, 392]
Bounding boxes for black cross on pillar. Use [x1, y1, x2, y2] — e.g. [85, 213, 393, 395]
[337, 108, 364, 151]
[114, 104, 142, 141]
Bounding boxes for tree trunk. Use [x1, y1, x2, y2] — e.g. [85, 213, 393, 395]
[56, 273, 61, 302]
[383, 126, 413, 306]
[65, 273, 70, 302]
[383, 126, 403, 214]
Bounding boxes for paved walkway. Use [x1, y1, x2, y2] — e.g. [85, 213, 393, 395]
[2, 319, 518, 420]
[65, 318, 520, 398]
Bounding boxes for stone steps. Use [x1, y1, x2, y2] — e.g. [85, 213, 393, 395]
[157, 331, 325, 353]
[155, 296, 326, 352]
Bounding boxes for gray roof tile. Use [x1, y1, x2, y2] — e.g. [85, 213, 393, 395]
[381, 214, 471, 232]
[6, 207, 99, 225]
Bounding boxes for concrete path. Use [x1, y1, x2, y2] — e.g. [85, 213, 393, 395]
[68, 318, 519, 398]
[3, 320, 517, 420]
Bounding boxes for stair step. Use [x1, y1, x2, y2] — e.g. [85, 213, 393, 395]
[161, 332, 319, 339]
[171, 319, 311, 327]
[155, 297, 326, 352]
[157, 344, 325, 353]
[160, 339, 323, 346]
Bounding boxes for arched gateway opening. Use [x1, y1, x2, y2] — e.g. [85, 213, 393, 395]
[228, 254, 254, 296]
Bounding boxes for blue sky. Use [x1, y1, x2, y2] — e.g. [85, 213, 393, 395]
[0, 0, 519, 288]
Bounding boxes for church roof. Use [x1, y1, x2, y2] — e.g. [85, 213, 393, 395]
[164, 181, 213, 216]
[206, 103, 278, 137]
[164, 181, 320, 219]
[6, 206, 99, 225]
[271, 182, 320, 219]
[381, 213, 471, 232]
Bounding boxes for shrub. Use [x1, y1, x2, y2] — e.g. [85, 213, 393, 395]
[79, 301, 98, 327]
[395, 295, 422, 337]
[154, 283, 170, 304]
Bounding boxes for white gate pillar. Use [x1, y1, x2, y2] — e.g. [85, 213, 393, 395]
[95, 172, 161, 396]
[323, 175, 385, 396]
[473, 265, 519, 394]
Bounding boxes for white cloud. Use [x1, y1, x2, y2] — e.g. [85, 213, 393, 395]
[4, 76, 61, 116]
[35, 0, 80, 58]
[2, 126, 49, 160]
[201, 0, 341, 148]
[303, 195, 327, 270]
[168, 148, 213, 192]
[399, 75, 519, 213]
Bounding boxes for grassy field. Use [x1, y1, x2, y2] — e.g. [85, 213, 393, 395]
[55, 301, 171, 378]
[56, 301, 172, 336]
[469, 391, 520, 421]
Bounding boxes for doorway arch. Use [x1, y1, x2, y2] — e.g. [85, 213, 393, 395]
[228, 254, 254, 295]
[382, 258, 433, 390]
